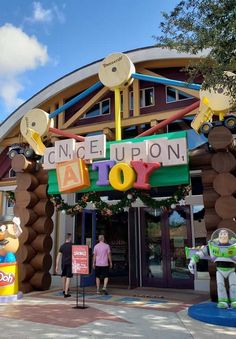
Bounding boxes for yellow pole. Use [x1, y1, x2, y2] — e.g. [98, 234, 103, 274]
[114, 87, 121, 140]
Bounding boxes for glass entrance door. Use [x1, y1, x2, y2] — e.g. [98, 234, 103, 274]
[80, 210, 96, 287]
[96, 212, 129, 286]
[141, 206, 193, 289]
[166, 207, 193, 288]
[141, 208, 166, 287]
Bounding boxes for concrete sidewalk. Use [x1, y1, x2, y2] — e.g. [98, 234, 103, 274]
[0, 289, 235, 339]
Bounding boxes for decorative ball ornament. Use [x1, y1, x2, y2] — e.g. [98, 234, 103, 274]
[171, 204, 176, 209]
[127, 194, 133, 200]
[98, 52, 135, 90]
[200, 71, 235, 112]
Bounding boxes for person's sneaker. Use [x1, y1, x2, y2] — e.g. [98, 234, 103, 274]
[64, 293, 71, 298]
[217, 301, 228, 308]
[96, 290, 100, 294]
[102, 288, 108, 295]
[63, 289, 70, 294]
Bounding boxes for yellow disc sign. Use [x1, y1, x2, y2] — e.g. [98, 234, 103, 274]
[200, 71, 235, 112]
[20, 109, 52, 155]
[98, 52, 135, 89]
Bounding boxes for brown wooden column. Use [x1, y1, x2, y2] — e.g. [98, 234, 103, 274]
[190, 127, 236, 301]
[207, 127, 236, 301]
[12, 154, 54, 292]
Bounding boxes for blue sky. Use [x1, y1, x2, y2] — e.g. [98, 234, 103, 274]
[0, 0, 180, 122]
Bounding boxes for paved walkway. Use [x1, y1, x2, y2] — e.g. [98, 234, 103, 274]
[0, 288, 235, 338]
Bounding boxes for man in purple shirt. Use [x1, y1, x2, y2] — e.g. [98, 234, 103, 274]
[93, 235, 112, 295]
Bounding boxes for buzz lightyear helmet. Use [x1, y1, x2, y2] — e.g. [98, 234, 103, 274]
[208, 228, 236, 263]
[211, 228, 236, 245]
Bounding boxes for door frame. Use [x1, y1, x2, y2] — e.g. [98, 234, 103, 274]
[140, 206, 193, 289]
[80, 209, 96, 287]
[140, 207, 167, 288]
[128, 208, 139, 288]
[164, 206, 194, 288]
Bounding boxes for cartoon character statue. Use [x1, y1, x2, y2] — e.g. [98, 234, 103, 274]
[187, 228, 236, 309]
[0, 216, 22, 263]
[0, 216, 22, 301]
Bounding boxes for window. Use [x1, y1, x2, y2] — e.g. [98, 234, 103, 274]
[130, 92, 134, 110]
[191, 176, 203, 195]
[120, 94, 123, 112]
[83, 99, 110, 118]
[166, 87, 193, 103]
[140, 88, 154, 107]
[9, 168, 16, 178]
[7, 197, 14, 208]
[123, 125, 138, 139]
[3, 192, 14, 216]
[129, 87, 155, 110]
[85, 131, 103, 136]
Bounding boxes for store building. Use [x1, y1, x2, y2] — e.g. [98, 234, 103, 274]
[0, 46, 209, 291]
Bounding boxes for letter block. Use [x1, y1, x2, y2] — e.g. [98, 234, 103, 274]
[56, 159, 90, 193]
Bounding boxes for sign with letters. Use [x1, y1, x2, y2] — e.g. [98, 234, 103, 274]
[72, 245, 89, 275]
[44, 134, 187, 169]
[47, 131, 190, 194]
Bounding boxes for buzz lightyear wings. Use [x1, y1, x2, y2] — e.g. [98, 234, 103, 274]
[185, 242, 236, 264]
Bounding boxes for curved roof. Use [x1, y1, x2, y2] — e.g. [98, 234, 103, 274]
[0, 46, 203, 142]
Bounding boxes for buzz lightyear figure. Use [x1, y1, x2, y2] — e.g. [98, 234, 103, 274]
[188, 228, 236, 309]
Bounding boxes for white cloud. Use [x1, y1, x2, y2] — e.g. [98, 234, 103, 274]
[32, 2, 53, 23]
[29, 2, 66, 24]
[0, 23, 49, 112]
[0, 24, 48, 75]
[0, 80, 24, 111]
[52, 4, 66, 24]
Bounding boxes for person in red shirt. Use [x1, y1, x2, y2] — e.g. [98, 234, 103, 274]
[93, 235, 112, 295]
